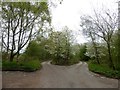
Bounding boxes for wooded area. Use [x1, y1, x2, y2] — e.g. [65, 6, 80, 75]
[1, 1, 120, 78]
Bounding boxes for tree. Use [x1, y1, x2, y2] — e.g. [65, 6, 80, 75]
[25, 41, 40, 60]
[25, 39, 51, 61]
[79, 44, 87, 61]
[111, 32, 120, 70]
[62, 27, 73, 64]
[117, 1, 120, 70]
[48, 27, 74, 65]
[49, 31, 66, 64]
[92, 10, 117, 70]
[81, 16, 100, 64]
[81, 9, 117, 69]
[2, 2, 51, 61]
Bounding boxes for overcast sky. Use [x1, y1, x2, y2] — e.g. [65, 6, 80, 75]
[50, 0, 118, 44]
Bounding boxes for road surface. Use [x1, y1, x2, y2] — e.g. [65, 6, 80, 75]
[2, 61, 118, 88]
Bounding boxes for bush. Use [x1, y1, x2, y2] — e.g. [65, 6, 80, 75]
[25, 40, 51, 61]
[68, 59, 79, 65]
[25, 41, 41, 59]
[2, 61, 20, 71]
[2, 59, 42, 72]
[52, 53, 69, 65]
[78, 44, 90, 61]
[51, 54, 80, 66]
[21, 60, 42, 72]
[69, 54, 80, 65]
[88, 62, 120, 79]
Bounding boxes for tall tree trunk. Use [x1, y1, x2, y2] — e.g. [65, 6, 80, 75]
[6, 19, 10, 60]
[90, 33, 100, 64]
[93, 42, 100, 64]
[10, 51, 14, 62]
[107, 42, 115, 70]
[16, 52, 20, 62]
[10, 29, 15, 62]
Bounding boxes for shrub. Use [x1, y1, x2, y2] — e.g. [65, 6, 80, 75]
[25, 40, 51, 61]
[69, 54, 80, 65]
[2, 61, 20, 71]
[78, 44, 90, 61]
[69, 59, 79, 65]
[2, 59, 42, 72]
[25, 41, 41, 59]
[21, 60, 42, 72]
[51, 54, 80, 66]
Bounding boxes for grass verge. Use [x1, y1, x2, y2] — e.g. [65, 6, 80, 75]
[2, 59, 42, 72]
[88, 62, 120, 79]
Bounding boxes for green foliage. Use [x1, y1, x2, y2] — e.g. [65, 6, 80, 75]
[86, 36, 120, 69]
[112, 31, 120, 70]
[86, 33, 120, 78]
[2, 2, 51, 62]
[2, 60, 20, 70]
[25, 41, 40, 59]
[69, 55, 80, 65]
[20, 60, 42, 72]
[2, 59, 42, 72]
[88, 62, 120, 79]
[25, 40, 51, 61]
[49, 29, 77, 65]
[79, 44, 90, 61]
[51, 54, 79, 66]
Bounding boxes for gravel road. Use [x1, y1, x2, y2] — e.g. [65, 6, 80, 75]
[2, 61, 118, 88]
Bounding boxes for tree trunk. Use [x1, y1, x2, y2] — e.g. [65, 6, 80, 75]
[10, 51, 14, 62]
[6, 20, 10, 60]
[90, 33, 100, 64]
[107, 42, 115, 70]
[16, 52, 20, 62]
[94, 44, 100, 64]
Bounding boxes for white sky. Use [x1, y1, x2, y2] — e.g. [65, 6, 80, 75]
[50, 0, 118, 44]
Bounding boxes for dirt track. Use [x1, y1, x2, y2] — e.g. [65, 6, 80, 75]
[2, 61, 118, 88]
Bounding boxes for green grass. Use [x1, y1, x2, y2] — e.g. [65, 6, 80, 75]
[2, 59, 42, 72]
[20, 60, 42, 72]
[2, 61, 20, 70]
[88, 62, 120, 79]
